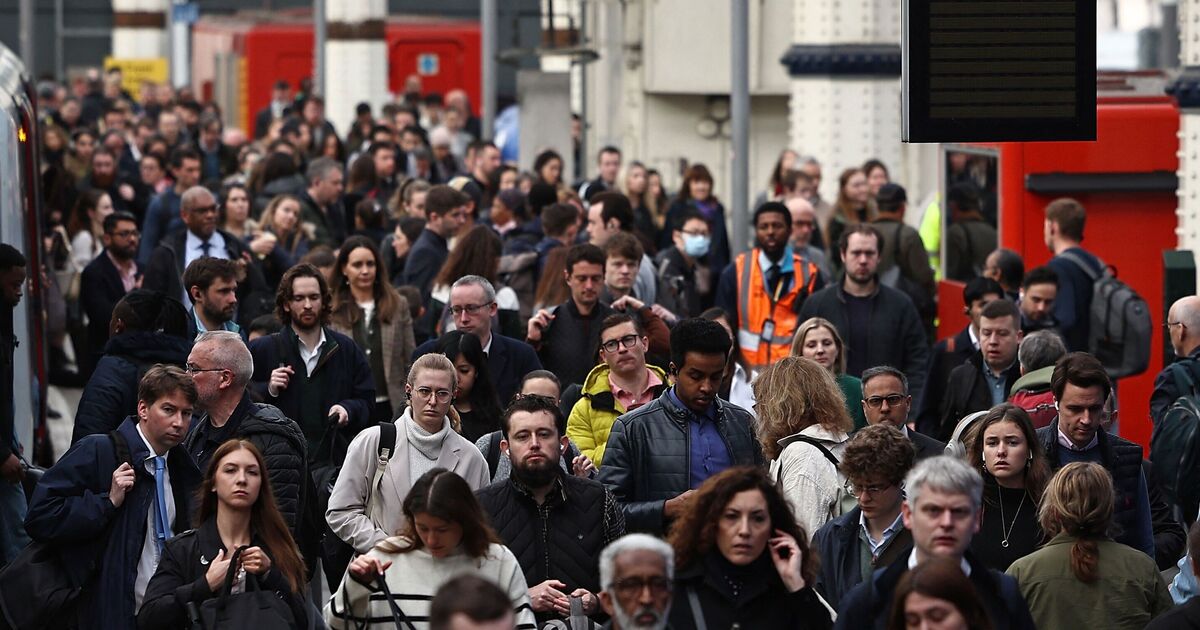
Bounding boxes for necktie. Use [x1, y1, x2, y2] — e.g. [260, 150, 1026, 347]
[152, 456, 171, 554]
[199, 240, 212, 257]
[765, 265, 782, 297]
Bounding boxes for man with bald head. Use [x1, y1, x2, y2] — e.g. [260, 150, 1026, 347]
[1151, 296, 1200, 425]
[786, 196, 832, 281]
[143, 185, 271, 326]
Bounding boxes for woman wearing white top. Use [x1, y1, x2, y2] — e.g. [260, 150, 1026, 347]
[753, 356, 854, 540]
[326, 468, 536, 629]
[67, 189, 113, 272]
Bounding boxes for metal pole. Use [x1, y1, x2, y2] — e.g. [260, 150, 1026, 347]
[730, 0, 750, 254]
[171, 0, 190, 88]
[19, 0, 34, 77]
[578, 0, 588, 181]
[481, 0, 497, 139]
[55, 0, 63, 81]
[314, 0, 326, 96]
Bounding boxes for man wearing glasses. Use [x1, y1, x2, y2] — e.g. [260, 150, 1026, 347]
[860, 365, 945, 462]
[598, 534, 675, 630]
[1151, 295, 1200, 425]
[80, 211, 141, 371]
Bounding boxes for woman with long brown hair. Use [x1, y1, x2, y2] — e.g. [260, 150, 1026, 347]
[1007, 462, 1171, 630]
[886, 558, 993, 630]
[825, 167, 873, 265]
[430, 225, 521, 338]
[668, 466, 831, 629]
[326, 468, 535, 629]
[330, 235, 415, 422]
[138, 440, 308, 629]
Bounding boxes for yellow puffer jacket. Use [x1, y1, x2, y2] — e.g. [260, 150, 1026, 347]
[567, 363, 669, 468]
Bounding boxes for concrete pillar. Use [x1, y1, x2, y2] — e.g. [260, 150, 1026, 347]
[518, 70, 574, 179]
[1172, 0, 1200, 255]
[112, 0, 169, 59]
[325, 0, 389, 136]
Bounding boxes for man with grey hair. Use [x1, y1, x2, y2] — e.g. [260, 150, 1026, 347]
[182, 330, 310, 542]
[797, 155, 833, 228]
[300, 156, 347, 248]
[1152, 295, 1200, 425]
[1008, 330, 1068, 427]
[860, 365, 945, 461]
[598, 534, 674, 630]
[412, 275, 542, 402]
[834, 456, 1035, 630]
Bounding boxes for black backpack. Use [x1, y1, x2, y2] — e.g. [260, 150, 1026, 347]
[1150, 362, 1200, 524]
[1059, 251, 1152, 378]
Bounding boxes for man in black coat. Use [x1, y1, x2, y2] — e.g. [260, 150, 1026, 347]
[253, 80, 292, 140]
[1152, 295, 1200, 426]
[938, 299, 1023, 441]
[401, 184, 469, 306]
[860, 366, 945, 461]
[0, 245, 27, 564]
[80, 211, 140, 365]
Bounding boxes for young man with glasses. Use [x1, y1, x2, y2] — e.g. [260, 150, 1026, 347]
[567, 313, 668, 469]
[860, 365, 945, 461]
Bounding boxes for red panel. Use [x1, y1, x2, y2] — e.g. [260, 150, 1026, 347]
[243, 25, 314, 128]
[386, 22, 482, 115]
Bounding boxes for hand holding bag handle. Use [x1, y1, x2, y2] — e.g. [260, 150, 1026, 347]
[375, 574, 418, 630]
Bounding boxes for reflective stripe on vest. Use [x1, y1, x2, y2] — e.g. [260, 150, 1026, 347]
[735, 249, 817, 367]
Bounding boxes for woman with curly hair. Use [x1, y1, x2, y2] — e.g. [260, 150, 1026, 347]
[886, 557, 993, 630]
[667, 466, 832, 629]
[753, 356, 854, 538]
[791, 317, 866, 430]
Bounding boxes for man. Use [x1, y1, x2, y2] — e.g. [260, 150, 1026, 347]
[534, 201, 578, 278]
[944, 182, 998, 282]
[429, 575, 519, 630]
[470, 140, 501, 207]
[716, 202, 823, 370]
[477, 395, 625, 624]
[813, 425, 915, 609]
[1036, 352, 1155, 557]
[301, 95, 339, 157]
[0, 246, 28, 564]
[1152, 296, 1200, 425]
[601, 232, 645, 304]
[401, 184, 469, 304]
[195, 114, 238, 188]
[799, 224, 929, 395]
[798, 155, 834, 228]
[411, 275, 542, 403]
[1007, 331, 1068, 429]
[181, 257, 241, 338]
[142, 185, 270, 325]
[1043, 197, 1105, 351]
[871, 183, 936, 332]
[138, 147, 201, 264]
[598, 318, 762, 534]
[248, 264, 375, 460]
[786, 195, 832, 281]
[25, 366, 203, 628]
[367, 141, 400, 202]
[917, 277, 1004, 434]
[297, 157, 347, 249]
[79, 147, 134, 214]
[183, 331, 308, 538]
[587, 191, 657, 305]
[568, 314, 669, 468]
[834, 456, 1036, 630]
[1018, 265, 1059, 334]
[80, 211, 140, 364]
[939, 299, 1024, 440]
[860, 366, 946, 461]
[254, 79, 291, 139]
[598, 534, 675, 630]
[579, 145, 622, 201]
[985, 248, 1025, 302]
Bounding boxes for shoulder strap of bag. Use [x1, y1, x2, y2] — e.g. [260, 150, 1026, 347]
[686, 586, 708, 630]
[1171, 361, 1200, 399]
[486, 434, 502, 478]
[376, 574, 418, 630]
[107, 430, 133, 468]
[1057, 250, 1103, 282]
[366, 423, 397, 519]
[780, 433, 841, 468]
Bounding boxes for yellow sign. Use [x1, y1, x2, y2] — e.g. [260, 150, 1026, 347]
[103, 57, 169, 96]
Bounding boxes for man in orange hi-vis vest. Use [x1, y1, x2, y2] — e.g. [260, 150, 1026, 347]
[715, 202, 823, 370]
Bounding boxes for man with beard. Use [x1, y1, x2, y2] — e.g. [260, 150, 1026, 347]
[78, 147, 135, 214]
[799, 223, 929, 400]
[476, 395, 625, 625]
[80, 211, 140, 363]
[1018, 265, 1060, 335]
[598, 534, 675, 630]
[180, 257, 241, 339]
[715, 201, 823, 371]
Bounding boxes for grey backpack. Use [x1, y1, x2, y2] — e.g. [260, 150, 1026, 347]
[1060, 251, 1151, 378]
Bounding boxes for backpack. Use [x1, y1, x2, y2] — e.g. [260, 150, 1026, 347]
[876, 222, 936, 330]
[318, 421, 396, 589]
[1059, 251, 1152, 378]
[1150, 362, 1200, 523]
[773, 434, 856, 519]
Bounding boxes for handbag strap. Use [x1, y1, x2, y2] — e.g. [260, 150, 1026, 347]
[375, 574, 418, 630]
[214, 546, 249, 613]
[686, 586, 708, 630]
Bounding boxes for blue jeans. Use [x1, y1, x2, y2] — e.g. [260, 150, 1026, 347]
[0, 477, 30, 564]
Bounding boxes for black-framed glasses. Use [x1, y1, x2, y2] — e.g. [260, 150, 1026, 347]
[185, 363, 225, 375]
[600, 334, 641, 354]
[1165, 321, 1184, 330]
[449, 302, 493, 316]
[610, 576, 672, 597]
[864, 394, 907, 409]
[190, 203, 220, 215]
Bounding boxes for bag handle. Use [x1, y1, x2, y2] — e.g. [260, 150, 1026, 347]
[376, 574, 418, 630]
[686, 586, 708, 630]
[212, 545, 249, 617]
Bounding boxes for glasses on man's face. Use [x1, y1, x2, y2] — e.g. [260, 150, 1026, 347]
[449, 302, 493, 317]
[411, 386, 453, 403]
[185, 363, 225, 375]
[611, 576, 672, 598]
[849, 482, 893, 498]
[864, 394, 907, 409]
[190, 204, 219, 215]
[600, 334, 640, 354]
[108, 229, 140, 239]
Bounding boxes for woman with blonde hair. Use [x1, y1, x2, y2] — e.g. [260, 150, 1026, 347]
[753, 356, 854, 538]
[790, 317, 866, 430]
[825, 167, 873, 265]
[256, 193, 311, 287]
[1006, 462, 1171, 630]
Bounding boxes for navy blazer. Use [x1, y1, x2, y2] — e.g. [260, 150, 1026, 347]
[413, 333, 543, 405]
[79, 251, 130, 356]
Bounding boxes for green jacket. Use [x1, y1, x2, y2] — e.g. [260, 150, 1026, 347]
[836, 373, 867, 431]
[1006, 534, 1172, 630]
[567, 363, 668, 468]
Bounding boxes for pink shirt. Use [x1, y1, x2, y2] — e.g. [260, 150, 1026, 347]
[107, 251, 138, 293]
[610, 369, 663, 412]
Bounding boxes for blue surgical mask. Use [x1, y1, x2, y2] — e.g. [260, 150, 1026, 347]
[683, 233, 711, 258]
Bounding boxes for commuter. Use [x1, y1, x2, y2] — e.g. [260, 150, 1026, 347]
[1151, 295, 1200, 425]
[790, 317, 867, 429]
[598, 318, 762, 535]
[66, 188, 112, 273]
[25, 366, 203, 628]
[254, 79, 292, 140]
[477, 394, 624, 625]
[667, 466, 832, 629]
[254, 193, 312, 288]
[754, 356, 853, 537]
[660, 164, 730, 280]
[985, 247, 1025, 302]
[699, 307, 756, 412]
[824, 167, 873, 266]
[1007, 462, 1172, 629]
[1043, 198, 1105, 351]
[624, 160, 664, 247]
[1007, 331, 1068, 428]
[587, 191, 658, 304]
[1017, 265, 1059, 335]
[429, 574, 520, 630]
[428, 225, 523, 339]
[939, 300, 1023, 441]
[597, 534, 675, 630]
[325, 468, 536, 629]
[797, 155, 834, 230]
[0, 245, 27, 564]
[1147, 521, 1200, 629]
[79, 210, 141, 366]
[945, 182, 997, 282]
[436, 330, 504, 442]
[180, 257, 242, 338]
[401, 184, 469, 304]
[654, 208, 712, 319]
[860, 366, 946, 461]
[296, 157, 347, 249]
[885, 558, 994, 630]
[871, 183, 935, 329]
[578, 145, 621, 201]
[534, 201, 581, 278]
[476, 370, 591, 482]
[138, 147, 202, 265]
[786, 195, 832, 282]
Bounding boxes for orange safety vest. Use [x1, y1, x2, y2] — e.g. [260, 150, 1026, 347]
[735, 249, 819, 369]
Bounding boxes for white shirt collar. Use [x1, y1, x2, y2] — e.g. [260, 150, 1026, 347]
[1056, 427, 1099, 452]
[135, 422, 166, 458]
[968, 325, 980, 349]
[908, 549, 972, 576]
[481, 333, 493, 355]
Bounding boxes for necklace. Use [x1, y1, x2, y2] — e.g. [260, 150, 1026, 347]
[998, 487, 1027, 549]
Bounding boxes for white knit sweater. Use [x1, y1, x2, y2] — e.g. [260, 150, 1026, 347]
[325, 540, 536, 629]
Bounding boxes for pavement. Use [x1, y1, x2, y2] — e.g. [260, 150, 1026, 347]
[46, 385, 82, 464]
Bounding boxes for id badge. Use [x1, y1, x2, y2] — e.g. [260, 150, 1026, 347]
[760, 318, 775, 345]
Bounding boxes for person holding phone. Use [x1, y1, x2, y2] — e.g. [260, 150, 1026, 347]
[666, 466, 832, 629]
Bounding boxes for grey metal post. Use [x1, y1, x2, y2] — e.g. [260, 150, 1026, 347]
[171, 0, 190, 87]
[19, 0, 33, 76]
[730, 0, 750, 254]
[314, 0, 326, 96]
[481, 0, 497, 139]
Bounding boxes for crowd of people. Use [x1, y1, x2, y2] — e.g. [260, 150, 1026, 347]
[0, 65, 1198, 630]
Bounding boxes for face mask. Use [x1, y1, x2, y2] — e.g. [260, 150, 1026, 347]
[683, 234, 711, 258]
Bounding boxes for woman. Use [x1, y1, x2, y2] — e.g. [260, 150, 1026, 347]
[249, 151, 306, 215]
[256, 194, 311, 288]
[863, 158, 890, 198]
[65, 128, 96, 180]
[326, 468, 535, 629]
[1007, 462, 1172, 630]
[390, 178, 431, 221]
[701, 307, 755, 414]
[753, 356, 854, 538]
[790, 317, 867, 430]
[138, 440, 308, 629]
[436, 330, 503, 443]
[382, 216, 426, 285]
[755, 148, 799, 208]
[533, 149, 563, 188]
[624, 161, 662, 247]
[826, 167, 873, 264]
[474, 370, 591, 481]
[968, 404, 1051, 571]
[668, 466, 832, 630]
[218, 183, 256, 240]
[493, 164, 519, 192]
[139, 152, 171, 196]
[886, 558, 993, 630]
[533, 247, 570, 311]
[662, 164, 730, 278]
[430, 225, 521, 339]
[66, 189, 112, 272]
[330, 235, 415, 422]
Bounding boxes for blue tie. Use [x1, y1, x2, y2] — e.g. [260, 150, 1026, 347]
[152, 456, 171, 554]
[199, 240, 212, 257]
